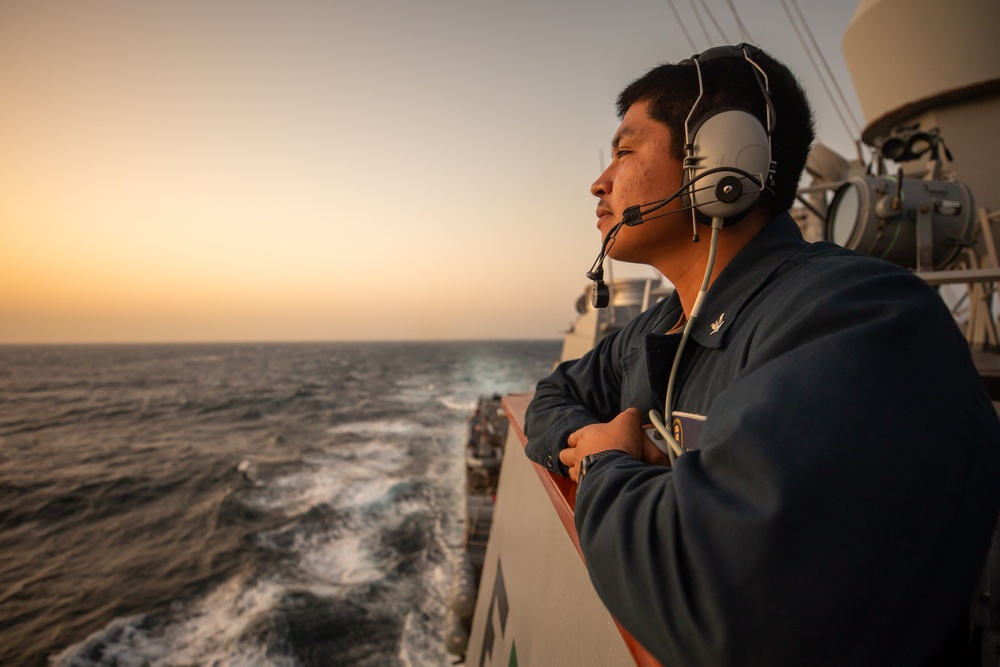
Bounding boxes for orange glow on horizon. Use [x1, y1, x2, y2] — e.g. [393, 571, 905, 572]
[0, 1, 863, 343]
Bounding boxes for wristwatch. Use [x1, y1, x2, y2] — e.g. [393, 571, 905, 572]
[578, 449, 628, 484]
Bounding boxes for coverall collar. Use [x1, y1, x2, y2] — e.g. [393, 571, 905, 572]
[686, 211, 808, 349]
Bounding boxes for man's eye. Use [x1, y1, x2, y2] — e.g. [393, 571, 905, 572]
[615, 149, 631, 159]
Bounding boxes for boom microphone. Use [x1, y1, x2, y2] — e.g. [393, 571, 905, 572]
[585, 203, 657, 308]
[585, 167, 766, 308]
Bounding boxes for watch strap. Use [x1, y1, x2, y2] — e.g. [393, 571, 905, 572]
[579, 449, 628, 484]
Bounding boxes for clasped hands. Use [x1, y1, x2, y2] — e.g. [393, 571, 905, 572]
[559, 407, 671, 482]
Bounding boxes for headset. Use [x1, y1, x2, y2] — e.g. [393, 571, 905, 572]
[680, 43, 776, 227]
[585, 44, 778, 461]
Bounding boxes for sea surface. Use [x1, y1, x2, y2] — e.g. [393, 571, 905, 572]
[0, 340, 560, 667]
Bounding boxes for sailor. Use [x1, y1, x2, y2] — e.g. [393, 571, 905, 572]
[524, 44, 1000, 666]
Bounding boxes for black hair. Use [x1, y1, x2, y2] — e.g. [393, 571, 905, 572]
[616, 45, 815, 216]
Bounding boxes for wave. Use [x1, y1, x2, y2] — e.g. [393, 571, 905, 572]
[0, 341, 559, 666]
[52, 432, 461, 666]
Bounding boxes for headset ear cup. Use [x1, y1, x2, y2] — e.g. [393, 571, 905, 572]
[687, 108, 771, 222]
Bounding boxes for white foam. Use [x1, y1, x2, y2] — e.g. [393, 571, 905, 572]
[438, 395, 477, 411]
[50, 579, 289, 667]
[297, 534, 383, 586]
[332, 440, 410, 467]
[237, 466, 338, 516]
[156, 579, 287, 666]
[236, 444, 406, 517]
[397, 557, 451, 667]
[335, 474, 397, 509]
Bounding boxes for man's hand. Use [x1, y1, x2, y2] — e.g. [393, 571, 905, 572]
[560, 407, 645, 482]
[639, 427, 673, 468]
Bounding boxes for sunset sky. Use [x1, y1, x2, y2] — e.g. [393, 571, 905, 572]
[0, 0, 865, 343]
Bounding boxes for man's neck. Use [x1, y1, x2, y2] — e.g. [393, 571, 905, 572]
[656, 209, 770, 317]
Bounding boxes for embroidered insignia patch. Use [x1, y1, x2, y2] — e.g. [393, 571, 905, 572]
[710, 312, 725, 335]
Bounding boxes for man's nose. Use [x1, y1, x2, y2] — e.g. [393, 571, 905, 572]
[591, 167, 612, 197]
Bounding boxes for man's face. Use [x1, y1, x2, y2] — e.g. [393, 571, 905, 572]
[591, 100, 686, 265]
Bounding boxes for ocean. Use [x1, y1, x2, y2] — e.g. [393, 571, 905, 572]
[0, 340, 560, 667]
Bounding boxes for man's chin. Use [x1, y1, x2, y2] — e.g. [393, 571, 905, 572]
[606, 248, 642, 265]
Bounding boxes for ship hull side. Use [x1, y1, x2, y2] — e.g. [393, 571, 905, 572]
[465, 407, 637, 667]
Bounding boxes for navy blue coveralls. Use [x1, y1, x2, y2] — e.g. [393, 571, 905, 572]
[525, 213, 1000, 666]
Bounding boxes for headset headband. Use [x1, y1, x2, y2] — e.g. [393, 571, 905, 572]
[680, 43, 776, 224]
[683, 44, 773, 147]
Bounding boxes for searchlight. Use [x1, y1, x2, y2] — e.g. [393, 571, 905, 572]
[823, 128, 975, 271]
[825, 174, 975, 271]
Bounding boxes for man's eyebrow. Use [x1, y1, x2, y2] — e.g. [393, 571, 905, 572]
[611, 127, 641, 150]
